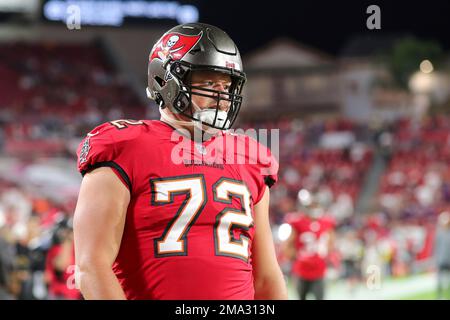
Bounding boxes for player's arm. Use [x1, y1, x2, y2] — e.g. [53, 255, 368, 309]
[73, 167, 130, 300]
[252, 186, 288, 300]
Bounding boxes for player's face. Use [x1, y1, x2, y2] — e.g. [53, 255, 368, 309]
[190, 71, 232, 112]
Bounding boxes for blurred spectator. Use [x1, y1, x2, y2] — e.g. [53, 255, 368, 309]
[45, 218, 80, 300]
[0, 230, 14, 299]
[336, 230, 364, 296]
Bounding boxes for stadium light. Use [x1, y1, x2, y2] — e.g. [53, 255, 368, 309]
[297, 189, 312, 206]
[277, 223, 292, 242]
[419, 59, 433, 74]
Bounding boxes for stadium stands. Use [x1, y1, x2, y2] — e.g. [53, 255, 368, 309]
[0, 41, 449, 300]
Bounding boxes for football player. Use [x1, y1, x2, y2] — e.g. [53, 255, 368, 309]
[283, 189, 335, 300]
[73, 23, 287, 300]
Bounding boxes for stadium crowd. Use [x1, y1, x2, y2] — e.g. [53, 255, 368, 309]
[0, 42, 449, 299]
[0, 42, 148, 157]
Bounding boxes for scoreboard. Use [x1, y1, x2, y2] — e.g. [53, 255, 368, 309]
[41, 0, 200, 26]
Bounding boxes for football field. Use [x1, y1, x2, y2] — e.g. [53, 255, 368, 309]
[287, 273, 448, 300]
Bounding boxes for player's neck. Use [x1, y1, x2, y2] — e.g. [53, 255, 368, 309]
[159, 118, 216, 143]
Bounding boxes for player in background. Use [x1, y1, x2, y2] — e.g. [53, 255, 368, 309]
[434, 211, 450, 299]
[73, 23, 287, 300]
[283, 189, 335, 300]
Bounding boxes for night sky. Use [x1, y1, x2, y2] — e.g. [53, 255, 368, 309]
[193, 0, 450, 56]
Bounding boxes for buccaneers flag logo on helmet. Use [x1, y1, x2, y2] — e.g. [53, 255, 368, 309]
[150, 32, 202, 62]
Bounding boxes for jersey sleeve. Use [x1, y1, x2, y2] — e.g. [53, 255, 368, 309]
[245, 136, 279, 204]
[76, 121, 136, 192]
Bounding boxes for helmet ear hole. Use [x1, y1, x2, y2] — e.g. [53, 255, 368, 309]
[154, 76, 166, 88]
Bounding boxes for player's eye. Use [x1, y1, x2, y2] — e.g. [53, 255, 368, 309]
[196, 81, 231, 92]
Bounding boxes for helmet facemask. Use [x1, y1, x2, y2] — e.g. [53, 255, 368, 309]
[167, 61, 245, 132]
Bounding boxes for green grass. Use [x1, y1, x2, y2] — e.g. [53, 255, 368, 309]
[286, 273, 450, 300]
[399, 291, 437, 300]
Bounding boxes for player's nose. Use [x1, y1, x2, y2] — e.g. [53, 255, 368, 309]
[215, 82, 227, 91]
[214, 83, 230, 99]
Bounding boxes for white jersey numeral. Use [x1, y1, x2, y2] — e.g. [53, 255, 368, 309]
[152, 175, 206, 256]
[110, 119, 144, 129]
[299, 231, 330, 258]
[151, 176, 253, 261]
[214, 179, 253, 261]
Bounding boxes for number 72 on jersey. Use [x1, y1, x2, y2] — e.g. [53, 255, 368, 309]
[150, 174, 253, 261]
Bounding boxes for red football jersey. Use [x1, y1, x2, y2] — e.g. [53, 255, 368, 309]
[76, 119, 278, 299]
[287, 213, 335, 280]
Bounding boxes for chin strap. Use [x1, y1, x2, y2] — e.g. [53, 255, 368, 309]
[159, 100, 226, 136]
